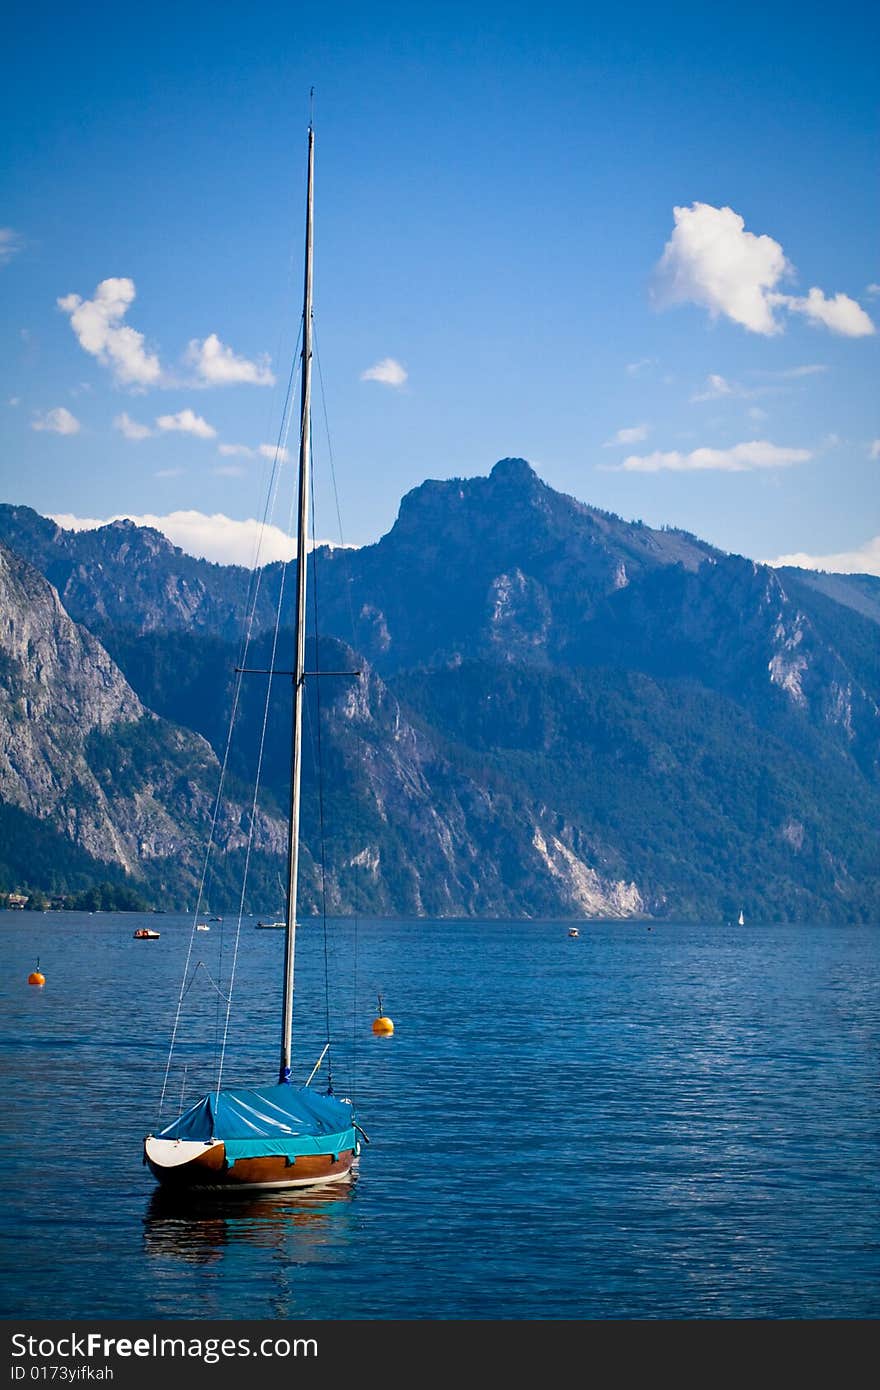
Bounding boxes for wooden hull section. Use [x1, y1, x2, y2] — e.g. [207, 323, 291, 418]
[145, 1136, 356, 1191]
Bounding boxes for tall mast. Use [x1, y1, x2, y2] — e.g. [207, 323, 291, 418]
[279, 119, 314, 1084]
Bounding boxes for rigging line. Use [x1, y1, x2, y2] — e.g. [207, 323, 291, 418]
[235, 328, 302, 668]
[158, 347, 302, 1117]
[308, 435, 334, 1091]
[181, 959, 230, 1004]
[214, 338, 308, 1097]
[212, 353, 301, 1073]
[314, 323, 361, 1101]
[313, 323, 353, 554]
[157, 200, 304, 1117]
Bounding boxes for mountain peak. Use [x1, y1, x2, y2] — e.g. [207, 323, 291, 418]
[490, 457, 539, 485]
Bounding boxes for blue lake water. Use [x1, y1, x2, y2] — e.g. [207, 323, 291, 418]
[1, 911, 878, 1319]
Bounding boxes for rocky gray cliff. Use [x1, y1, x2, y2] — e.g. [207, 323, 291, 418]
[0, 541, 285, 901]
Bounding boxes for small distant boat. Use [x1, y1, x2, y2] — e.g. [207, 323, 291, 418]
[208, 916, 222, 922]
[568, 927, 579, 938]
[256, 920, 287, 930]
[737, 909, 745, 927]
[196, 924, 210, 932]
[134, 928, 161, 940]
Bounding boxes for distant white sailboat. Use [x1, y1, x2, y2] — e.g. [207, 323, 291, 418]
[737, 909, 745, 927]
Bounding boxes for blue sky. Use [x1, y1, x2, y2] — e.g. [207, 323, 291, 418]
[2, 1, 878, 570]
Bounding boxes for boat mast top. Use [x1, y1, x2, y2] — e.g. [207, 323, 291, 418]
[279, 116, 314, 1084]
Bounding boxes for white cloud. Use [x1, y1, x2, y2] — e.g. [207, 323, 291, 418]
[218, 443, 256, 458]
[604, 424, 649, 446]
[155, 408, 217, 439]
[770, 287, 875, 337]
[8, 397, 20, 407]
[748, 406, 768, 421]
[154, 468, 183, 479]
[0, 228, 24, 265]
[52, 513, 106, 530]
[691, 373, 734, 402]
[361, 357, 407, 387]
[47, 509, 355, 566]
[869, 440, 880, 460]
[214, 464, 245, 477]
[653, 203, 789, 334]
[653, 203, 875, 337]
[259, 443, 291, 463]
[186, 333, 275, 387]
[625, 358, 657, 376]
[50, 509, 293, 564]
[58, 278, 162, 386]
[114, 411, 153, 441]
[769, 363, 828, 378]
[32, 406, 80, 435]
[768, 536, 880, 577]
[617, 439, 811, 473]
[865, 284, 880, 298]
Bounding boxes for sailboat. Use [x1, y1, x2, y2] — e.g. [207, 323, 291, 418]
[737, 909, 745, 927]
[144, 118, 362, 1191]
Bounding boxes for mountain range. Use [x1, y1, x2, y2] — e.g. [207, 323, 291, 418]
[1, 457, 877, 920]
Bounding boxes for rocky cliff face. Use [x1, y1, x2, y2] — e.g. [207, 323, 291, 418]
[0, 541, 144, 867]
[299, 650, 646, 918]
[0, 541, 284, 896]
[567, 552, 880, 780]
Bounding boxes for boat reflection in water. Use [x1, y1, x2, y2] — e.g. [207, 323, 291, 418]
[142, 1172, 358, 1269]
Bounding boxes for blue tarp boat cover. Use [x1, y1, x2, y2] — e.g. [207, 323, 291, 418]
[157, 1084, 356, 1165]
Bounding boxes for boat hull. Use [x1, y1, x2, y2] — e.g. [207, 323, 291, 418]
[144, 1136, 356, 1191]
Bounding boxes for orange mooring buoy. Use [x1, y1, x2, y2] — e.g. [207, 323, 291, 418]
[372, 993, 394, 1036]
[28, 957, 45, 987]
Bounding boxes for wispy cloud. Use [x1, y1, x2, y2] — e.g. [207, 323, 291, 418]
[32, 406, 80, 435]
[213, 464, 245, 478]
[47, 510, 355, 566]
[114, 411, 153, 440]
[218, 443, 256, 458]
[58, 278, 162, 386]
[765, 363, 828, 379]
[691, 373, 734, 401]
[604, 424, 650, 446]
[0, 228, 24, 265]
[653, 203, 875, 337]
[154, 468, 183, 479]
[870, 440, 880, 460]
[361, 357, 407, 387]
[625, 358, 658, 376]
[692, 364, 827, 403]
[615, 440, 811, 473]
[865, 284, 880, 299]
[186, 333, 275, 387]
[748, 406, 768, 422]
[768, 536, 880, 577]
[156, 408, 216, 439]
[259, 443, 291, 463]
